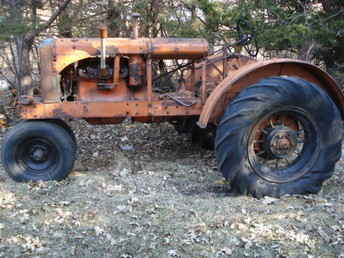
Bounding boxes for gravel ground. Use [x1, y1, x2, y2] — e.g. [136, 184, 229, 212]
[0, 120, 343, 258]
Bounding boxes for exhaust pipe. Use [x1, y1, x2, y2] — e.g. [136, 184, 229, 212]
[98, 24, 108, 72]
[97, 25, 113, 90]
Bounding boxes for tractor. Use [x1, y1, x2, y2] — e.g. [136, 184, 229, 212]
[1, 14, 343, 198]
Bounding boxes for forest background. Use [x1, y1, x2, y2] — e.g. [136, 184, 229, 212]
[0, 0, 343, 97]
[0, 2, 344, 256]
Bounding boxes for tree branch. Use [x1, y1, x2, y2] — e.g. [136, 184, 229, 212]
[26, 0, 72, 41]
[8, 41, 18, 77]
[323, 9, 344, 23]
[0, 69, 15, 88]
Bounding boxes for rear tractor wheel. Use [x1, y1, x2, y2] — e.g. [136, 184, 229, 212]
[215, 76, 343, 198]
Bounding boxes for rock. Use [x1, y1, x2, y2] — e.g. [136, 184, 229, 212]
[262, 196, 279, 205]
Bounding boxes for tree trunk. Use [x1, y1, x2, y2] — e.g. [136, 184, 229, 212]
[4, 0, 72, 96]
[11, 35, 34, 96]
[19, 39, 34, 95]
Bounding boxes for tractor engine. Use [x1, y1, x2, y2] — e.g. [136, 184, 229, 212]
[38, 23, 208, 104]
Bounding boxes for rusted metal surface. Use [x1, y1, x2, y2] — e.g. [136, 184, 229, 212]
[21, 53, 344, 126]
[128, 55, 145, 87]
[163, 90, 198, 107]
[41, 38, 208, 74]
[38, 36, 208, 102]
[252, 114, 299, 154]
[248, 111, 306, 177]
[39, 40, 61, 102]
[113, 56, 121, 85]
[184, 54, 256, 91]
[77, 78, 130, 102]
[99, 25, 108, 39]
[146, 57, 153, 103]
[24, 27, 344, 129]
[197, 58, 344, 128]
[201, 59, 207, 104]
[19, 101, 203, 120]
[85, 118, 125, 125]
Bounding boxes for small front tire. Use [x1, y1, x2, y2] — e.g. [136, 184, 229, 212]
[1, 121, 76, 182]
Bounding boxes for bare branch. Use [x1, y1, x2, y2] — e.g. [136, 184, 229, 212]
[26, 0, 72, 41]
[0, 69, 15, 88]
[8, 41, 18, 76]
[323, 9, 344, 23]
[3, 53, 16, 78]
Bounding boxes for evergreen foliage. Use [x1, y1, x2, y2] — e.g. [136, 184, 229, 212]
[0, 0, 343, 90]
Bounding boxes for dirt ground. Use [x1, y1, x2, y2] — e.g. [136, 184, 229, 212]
[0, 121, 343, 258]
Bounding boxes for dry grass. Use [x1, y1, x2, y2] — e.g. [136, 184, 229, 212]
[0, 121, 343, 257]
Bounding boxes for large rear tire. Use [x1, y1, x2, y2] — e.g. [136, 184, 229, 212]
[1, 121, 76, 182]
[215, 76, 343, 198]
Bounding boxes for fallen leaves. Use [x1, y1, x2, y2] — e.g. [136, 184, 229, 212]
[0, 121, 342, 257]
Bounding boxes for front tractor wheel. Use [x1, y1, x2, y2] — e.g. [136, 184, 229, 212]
[215, 76, 343, 198]
[1, 121, 76, 182]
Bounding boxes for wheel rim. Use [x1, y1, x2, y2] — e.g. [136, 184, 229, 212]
[15, 137, 58, 175]
[247, 109, 319, 183]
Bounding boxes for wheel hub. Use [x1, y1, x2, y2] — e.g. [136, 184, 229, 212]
[265, 126, 297, 159]
[29, 145, 49, 162]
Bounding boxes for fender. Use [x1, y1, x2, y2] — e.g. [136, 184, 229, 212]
[198, 58, 344, 128]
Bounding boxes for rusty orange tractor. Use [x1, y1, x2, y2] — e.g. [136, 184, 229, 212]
[1, 14, 343, 197]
